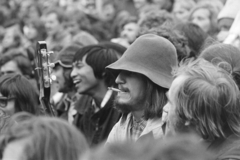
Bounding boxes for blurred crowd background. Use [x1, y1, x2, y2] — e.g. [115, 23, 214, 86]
[1, 0, 239, 62]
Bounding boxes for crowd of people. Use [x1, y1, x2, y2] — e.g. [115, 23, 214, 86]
[0, 0, 240, 159]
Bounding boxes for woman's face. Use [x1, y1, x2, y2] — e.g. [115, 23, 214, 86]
[2, 31, 15, 48]
[190, 8, 211, 33]
[173, 4, 190, 22]
[0, 93, 16, 116]
[23, 24, 38, 40]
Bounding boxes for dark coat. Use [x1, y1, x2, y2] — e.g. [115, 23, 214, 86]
[74, 94, 121, 146]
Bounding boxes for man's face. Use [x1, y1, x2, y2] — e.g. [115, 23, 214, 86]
[120, 22, 139, 44]
[71, 55, 99, 95]
[114, 70, 147, 113]
[190, 8, 211, 33]
[163, 75, 188, 136]
[133, 0, 148, 11]
[217, 18, 234, 42]
[173, 4, 190, 23]
[65, 21, 79, 35]
[0, 61, 22, 76]
[52, 65, 67, 93]
[44, 13, 61, 36]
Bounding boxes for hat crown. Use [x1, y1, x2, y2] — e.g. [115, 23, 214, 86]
[121, 34, 177, 69]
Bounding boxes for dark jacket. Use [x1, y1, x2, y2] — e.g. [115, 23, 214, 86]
[74, 94, 121, 146]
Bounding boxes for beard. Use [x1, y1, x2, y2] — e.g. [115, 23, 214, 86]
[113, 94, 146, 114]
[165, 115, 191, 137]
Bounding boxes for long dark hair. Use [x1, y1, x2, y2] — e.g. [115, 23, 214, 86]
[0, 74, 40, 115]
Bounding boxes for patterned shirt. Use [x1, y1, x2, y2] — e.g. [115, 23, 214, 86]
[129, 115, 147, 141]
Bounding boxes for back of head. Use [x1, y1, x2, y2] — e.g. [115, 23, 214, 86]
[200, 43, 240, 89]
[174, 58, 240, 141]
[0, 115, 89, 160]
[82, 133, 213, 160]
[99, 42, 127, 57]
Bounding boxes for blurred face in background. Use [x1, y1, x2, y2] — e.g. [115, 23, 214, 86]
[153, 0, 172, 10]
[190, 8, 211, 33]
[217, 18, 234, 42]
[120, 22, 139, 44]
[23, 24, 38, 41]
[81, 0, 96, 15]
[0, 61, 22, 76]
[133, 0, 149, 11]
[44, 12, 61, 36]
[65, 21, 79, 35]
[173, 4, 190, 22]
[2, 30, 16, 48]
[101, 3, 116, 21]
[52, 65, 67, 92]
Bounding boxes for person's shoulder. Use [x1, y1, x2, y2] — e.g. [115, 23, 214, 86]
[216, 134, 240, 160]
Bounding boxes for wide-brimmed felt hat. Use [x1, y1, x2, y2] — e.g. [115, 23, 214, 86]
[106, 34, 178, 89]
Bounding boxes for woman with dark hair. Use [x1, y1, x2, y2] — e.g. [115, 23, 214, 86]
[0, 74, 40, 116]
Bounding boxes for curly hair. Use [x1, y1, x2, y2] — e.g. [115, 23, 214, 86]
[140, 27, 190, 62]
[200, 43, 240, 90]
[138, 10, 176, 34]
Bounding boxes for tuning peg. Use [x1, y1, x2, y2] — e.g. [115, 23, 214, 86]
[47, 63, 55, 68]
[48, 51, 54, 54]
[51, 75, 57, 81]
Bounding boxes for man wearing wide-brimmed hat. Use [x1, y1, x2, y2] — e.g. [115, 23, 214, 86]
[106, 34, 178, 143]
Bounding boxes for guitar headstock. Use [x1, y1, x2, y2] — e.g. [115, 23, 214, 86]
[35, 41, 54, 94]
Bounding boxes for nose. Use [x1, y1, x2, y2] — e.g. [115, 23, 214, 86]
[70, 68, 77, 78]
[191, 18, 198, 26]
[115, 71, 125, 84]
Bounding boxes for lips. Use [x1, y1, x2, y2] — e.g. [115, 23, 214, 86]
[73, 79, 82, 87]
[118, 86, 129, 93]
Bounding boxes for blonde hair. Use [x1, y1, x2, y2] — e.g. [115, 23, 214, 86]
[174, 58, 240, 141]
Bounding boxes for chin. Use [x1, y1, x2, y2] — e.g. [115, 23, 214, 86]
[114, 97, 140, 114]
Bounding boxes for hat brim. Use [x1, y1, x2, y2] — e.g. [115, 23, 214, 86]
[107, 58, 173, 89]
